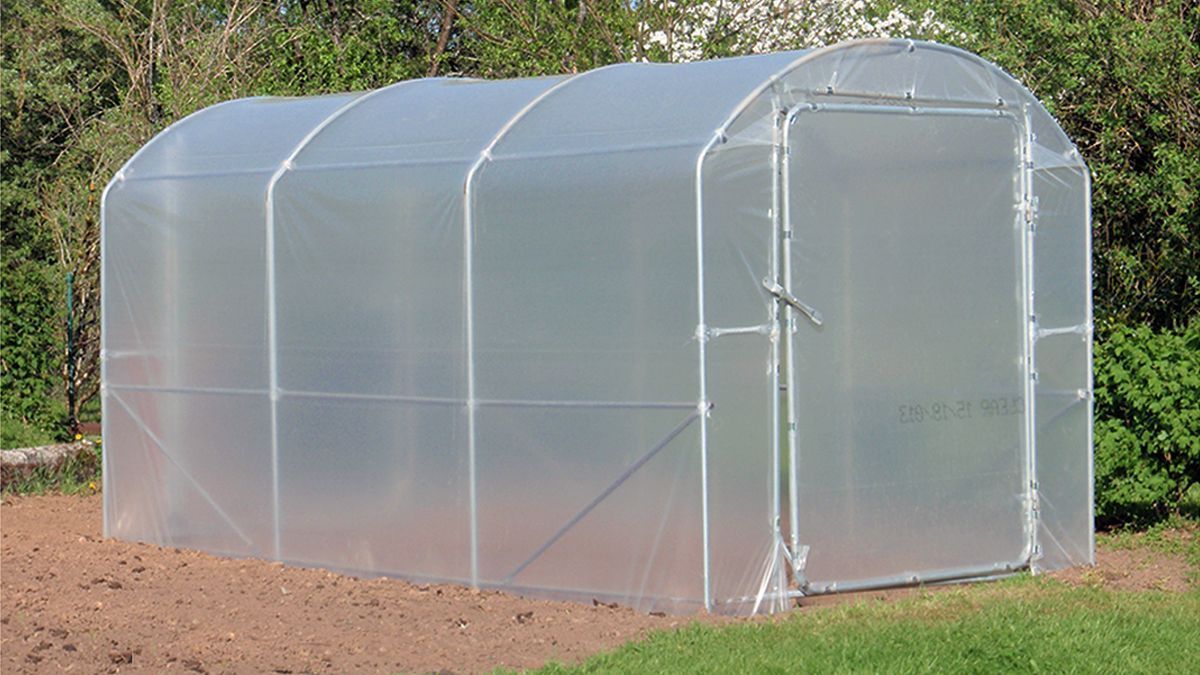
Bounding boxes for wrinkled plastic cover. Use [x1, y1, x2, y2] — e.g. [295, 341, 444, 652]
[102, 40, 1091, 615]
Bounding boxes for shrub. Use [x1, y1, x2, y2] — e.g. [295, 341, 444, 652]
[1, 239, 63, 432]
[1093, 322, 1200, 526]
[0, 412, 58, 450]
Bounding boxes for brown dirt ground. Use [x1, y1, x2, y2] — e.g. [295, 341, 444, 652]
[1048, 529, 1196, 593]
[1, 493, 702, 674]
[2, 494, 1193, 674]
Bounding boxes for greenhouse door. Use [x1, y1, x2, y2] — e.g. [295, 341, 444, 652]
[781, 103, 1032, 592]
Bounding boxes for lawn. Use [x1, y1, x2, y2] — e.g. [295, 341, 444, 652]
[537, 579, 1198, 673]
[536, 524, 1200, 674]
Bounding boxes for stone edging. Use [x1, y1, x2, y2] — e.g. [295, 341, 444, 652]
[1, 441, 97, 489]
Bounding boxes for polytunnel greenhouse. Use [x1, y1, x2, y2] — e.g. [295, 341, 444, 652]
[101, 39, 1093, 614]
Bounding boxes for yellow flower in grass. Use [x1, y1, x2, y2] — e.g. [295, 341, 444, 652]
[75, 433, 83, 441]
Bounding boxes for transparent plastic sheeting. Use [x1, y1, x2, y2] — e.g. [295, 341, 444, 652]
[102, 40, 1093, 615]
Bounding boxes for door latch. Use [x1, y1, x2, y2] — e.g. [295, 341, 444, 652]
[762, 278, 823, 327]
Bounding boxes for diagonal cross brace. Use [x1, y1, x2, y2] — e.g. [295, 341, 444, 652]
[503, 408, 705, 584]
[110, 392, 255, 548]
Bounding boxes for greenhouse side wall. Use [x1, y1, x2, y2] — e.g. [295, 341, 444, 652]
[263, 75, 573, 587]
[468, 144, 705, 608]
[101, 95, 358, 556]
[103, 169, 278, 555]
[460, 55, 797, 611]
[101, 54, 809, 614]
[1031, 158, 1094, 570]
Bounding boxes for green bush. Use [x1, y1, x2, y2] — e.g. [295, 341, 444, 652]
[0, 254, 64, 435]
[1094, 322, 1200, 526]
[0, 412, 59, 449]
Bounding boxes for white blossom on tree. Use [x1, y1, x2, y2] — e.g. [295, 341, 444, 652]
[639, 0, 962, 63]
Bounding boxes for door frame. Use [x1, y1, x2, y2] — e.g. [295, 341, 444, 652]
[770, 98, 1041, 596]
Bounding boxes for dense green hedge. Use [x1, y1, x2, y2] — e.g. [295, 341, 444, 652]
[1094, 322, 1200, 526]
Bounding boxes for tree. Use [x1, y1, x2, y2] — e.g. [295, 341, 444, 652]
[258, 0, 435, 94]
[2, 0, 118, 433]
[448, 0, 637, 77]
[924, 0, 1199, 330]
[637, 0, 960, 62]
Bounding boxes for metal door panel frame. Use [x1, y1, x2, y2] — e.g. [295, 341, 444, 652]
[775, 99, 1039, 596]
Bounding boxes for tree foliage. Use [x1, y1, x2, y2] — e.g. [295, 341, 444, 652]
[2, 0, 116, 432]
[259, 0, 433, 93]
[446, 0, 639, 77]
[1, 0, 1197, 525]
[925, 0, 1199, 330]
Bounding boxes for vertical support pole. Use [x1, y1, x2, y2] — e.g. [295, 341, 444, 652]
[781, 108, 801, 570]
[100, 182, 112, 538]
[768, 97, 785, 610]
[265, 173, 283, 562]
[1019, 104, 1040, 564]
[694, 137, 718, 612]
[1082, 164, 1096, 563]
[463, 172, 480, 588]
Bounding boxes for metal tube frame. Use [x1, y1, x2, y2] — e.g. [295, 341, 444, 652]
[781, 105, 801, 582]
[1019, 103, 1042, 565]
[701, 41, 1072, 605]
[768, 93, 786, 613]
[461, 63, 626, 587]
[694, 137, 717, 612]
[264, 80, 432, 561]
[1082, 163, 1096, 564]
[100, 176, 112, 538]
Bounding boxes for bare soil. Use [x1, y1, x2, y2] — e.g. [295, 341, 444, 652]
[2, 494, 689, 674]
[2, 494, 1193, 674]
[1049, 533, 1195, 593]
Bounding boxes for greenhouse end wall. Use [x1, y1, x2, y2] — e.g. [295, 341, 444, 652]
[101, 40, 1092, 615]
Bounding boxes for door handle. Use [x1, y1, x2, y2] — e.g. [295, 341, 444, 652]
[762, 278, 823, 327]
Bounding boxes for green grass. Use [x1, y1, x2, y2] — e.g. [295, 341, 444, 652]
[533, 576, 1199, 674]
[0, 414, 60, 450]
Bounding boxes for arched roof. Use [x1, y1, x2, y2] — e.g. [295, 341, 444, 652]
[110, 40, 1085, 190]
